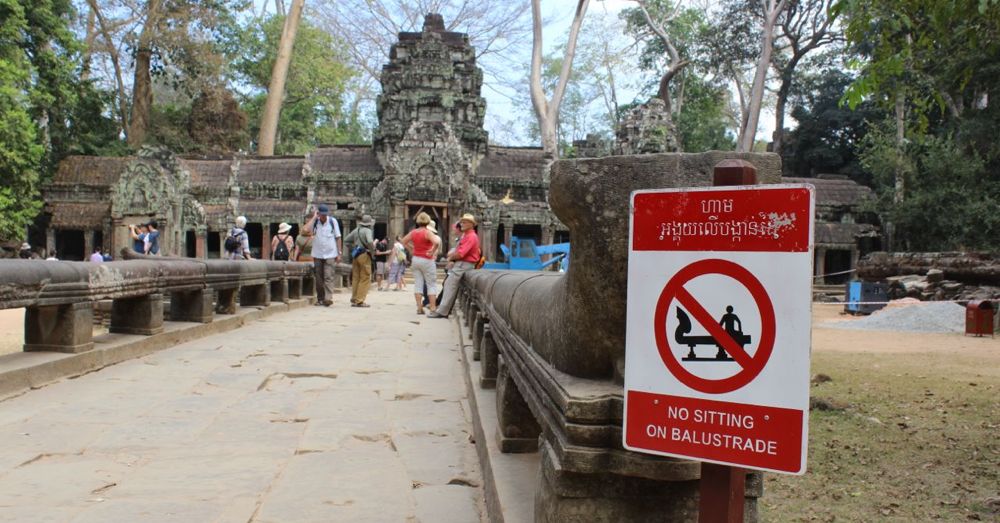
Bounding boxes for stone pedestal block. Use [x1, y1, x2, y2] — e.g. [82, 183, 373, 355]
[239, 284, 270, 307]
[479, 324, 498, 389]
[24, 302, 94, 353]
[472, 312, 486, 361]
[466, 303, 479, 339]
[215, 288, 238, 314]
[110, 293, 164, 335]
[288, 278, 303, 299]
[270, 279, 289, 304]
[301, 276, 316, 300]
[534, 440, 699, 523]
[495, 355, 540, 453]
[169, 290, 214, 323]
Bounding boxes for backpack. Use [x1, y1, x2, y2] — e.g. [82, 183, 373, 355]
[273, 235, 291, 261]
[225, 229, 244, 253]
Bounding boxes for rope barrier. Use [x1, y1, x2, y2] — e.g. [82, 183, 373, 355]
[812, 268, 857, 279]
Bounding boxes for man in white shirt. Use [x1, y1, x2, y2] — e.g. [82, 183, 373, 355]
[302, 204, 342, 306]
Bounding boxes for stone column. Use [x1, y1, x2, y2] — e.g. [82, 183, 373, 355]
[239, 284, 271, 307]
[262, 224, 274, 260]
[815, 247, 827, 284]
[472, 311, 486, 361]
[216, 288, 238, 314]
[301, 274, 316, 300]
[24, 302, 94, 353]
[480, 223, 496, 262]
[195, 231, 207, 259]
[83, 231, 93, 259]
[46, 228, 56, 258]
[270, 279, 289, 304]
[110, 293, 164, 335]
[288, 278, 303, 299]
[169, 290, 214, 323]
[495, 355, 541, 453]
[389, 202, 407, 241]
[479, 324, 498, 389]
[502, 223, 512, 250]
[217, 231, 226, 258]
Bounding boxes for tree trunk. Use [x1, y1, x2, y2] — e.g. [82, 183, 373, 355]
[772, 65, 795, 155]
[737, 0, 786, 152]
[258, 0, 305, 156]
[127, 0, 161, 148]
[81, 8, 96, 81]
[86, 0, 130, 137]
[529, 0, 590, 158]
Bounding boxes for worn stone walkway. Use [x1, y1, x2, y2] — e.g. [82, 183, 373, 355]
[0, 289, 484, 522]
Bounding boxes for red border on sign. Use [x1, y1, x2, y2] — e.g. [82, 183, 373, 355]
[653, 259, 776, 394]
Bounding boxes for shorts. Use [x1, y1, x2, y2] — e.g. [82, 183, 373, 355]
[410, 256, 438, 296]
[376, 261, 387, 276]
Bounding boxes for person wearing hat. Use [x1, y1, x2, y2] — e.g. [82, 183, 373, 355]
[401, 212, 441, 314]
[18, 243, 32, 259]
[303, 205, 342, 306]
[344, 214, 377, 307]
[270, 222, 295, 261]
[429, 213, 481, 319]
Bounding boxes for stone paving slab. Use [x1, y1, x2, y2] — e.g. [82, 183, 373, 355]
[0, 290, 485, 522]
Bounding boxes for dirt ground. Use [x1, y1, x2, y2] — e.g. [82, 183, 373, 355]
[0, 304, 997, 520]
[764, 303, 1000, 522]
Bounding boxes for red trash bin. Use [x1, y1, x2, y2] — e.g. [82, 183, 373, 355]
[965, 300, 995, 337]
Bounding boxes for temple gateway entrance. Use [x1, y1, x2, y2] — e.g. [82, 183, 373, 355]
[406, 201, 451, 253]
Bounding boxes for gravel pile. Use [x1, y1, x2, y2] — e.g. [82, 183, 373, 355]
[823, 301, 967, 333]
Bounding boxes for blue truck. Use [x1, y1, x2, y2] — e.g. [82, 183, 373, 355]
[483, 237, 570, 271]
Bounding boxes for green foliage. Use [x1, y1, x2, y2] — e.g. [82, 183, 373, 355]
[859, 122, 1000, 251]
[620, 3, 736, 152]
[782, 69, 885, 183]
[0, 0, 122, 241]
[225, 15, 362, 153]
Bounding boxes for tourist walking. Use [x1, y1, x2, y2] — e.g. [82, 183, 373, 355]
[303, 205, 342, 306]
[270, 222, 295, 261]
[429, 213, 480, 319]
[401, 212, 441, 314]
[295, 225, 313, 262]
[374, 237, 390, 290]
[225, 216, 252, 260]
[388, 235, 407, 291]
[344, 215, 376, 307]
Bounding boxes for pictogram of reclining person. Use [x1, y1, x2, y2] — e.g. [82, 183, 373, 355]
[675, 305, 752, 361]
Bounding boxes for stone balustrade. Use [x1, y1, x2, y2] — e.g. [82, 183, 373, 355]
[457, 152, 781, 522]
[0, 255, 325, 355]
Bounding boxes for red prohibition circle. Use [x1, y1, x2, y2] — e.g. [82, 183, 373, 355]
[653, 258, 776, 394]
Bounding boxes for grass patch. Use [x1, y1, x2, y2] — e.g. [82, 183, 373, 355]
[762, 350, 999, 521]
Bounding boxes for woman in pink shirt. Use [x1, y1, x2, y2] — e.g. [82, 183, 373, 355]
[401, 212, 441, 314]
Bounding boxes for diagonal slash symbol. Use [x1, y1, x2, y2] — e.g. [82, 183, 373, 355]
[675, 287, 753, 367]
[653, 258, 776, 394]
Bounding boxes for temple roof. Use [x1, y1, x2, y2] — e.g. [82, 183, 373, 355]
[784, 175, 874, 208]
[180, 158, 232, 188]
[238, 157, 306, 183]
[238, 200, 308, 221]
[477, 147, 549, 182]
[52, 156, 133, 187]
[46, 201, 110, 228]
[310, 146, 382, 174]
[815, 222, 879, 246]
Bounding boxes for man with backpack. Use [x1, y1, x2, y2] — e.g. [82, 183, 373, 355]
[344, 214, 376, 308]
[270, 222, 294, 261]
[303, 205, 342, 307]
[225, 216, 252, 260]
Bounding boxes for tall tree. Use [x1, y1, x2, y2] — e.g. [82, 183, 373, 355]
[258, 0, 304, 156]
[771, 0, 839, 154]
[529, 0, 590, 156]
[737, 0, 787, 151]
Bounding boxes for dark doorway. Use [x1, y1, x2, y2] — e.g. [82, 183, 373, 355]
[207, 230, 220, 259]
[824, 249, 853, 284]
[512, 224, 542, 244]
[94, 230, 105, 253]
[186, 230, 196, 258]
[554, 231, 570, 244]
[246, 222, 263, 259]
[55, 230, 85, 260]
[374, 222, 387, 241]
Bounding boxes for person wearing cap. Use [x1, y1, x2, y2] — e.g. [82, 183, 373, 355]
[401, 212, 442, 314]
[303, 205, 343, 306]
[344, 214, 376, 307]
[429, 213, 481, 319]
[270, 222, 295, 261]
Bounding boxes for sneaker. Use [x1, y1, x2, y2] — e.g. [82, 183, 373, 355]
[427, 311, 447, 319]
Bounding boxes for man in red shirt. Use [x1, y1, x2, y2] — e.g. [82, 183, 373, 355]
[428, 213, 481, 319]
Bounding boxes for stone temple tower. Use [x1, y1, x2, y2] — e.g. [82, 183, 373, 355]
[372, 13, 490, 239]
